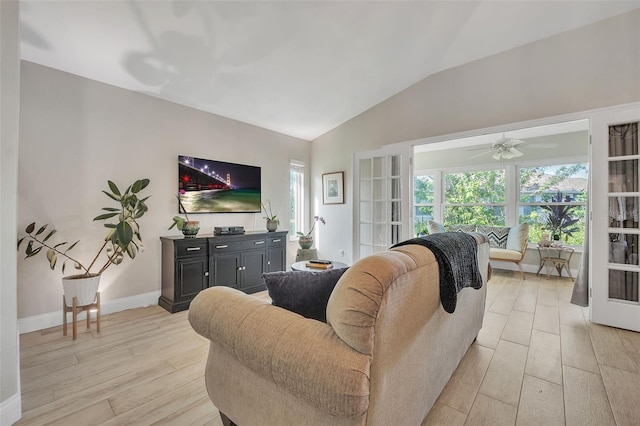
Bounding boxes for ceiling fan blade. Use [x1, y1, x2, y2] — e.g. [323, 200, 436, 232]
[510, 147, 524, 157]
[527, 142, 558, 149]
[464, 145, 493, 151]
[468, 150, 494, 160]
[507, 138, 526, 147]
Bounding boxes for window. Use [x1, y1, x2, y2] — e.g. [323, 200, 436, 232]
[444, 169, 506, 226]
[414, 173, 435, 234]
[414, 160, 588, 246]
[289, 160, 305, 240]
[518, 163, 588, 245]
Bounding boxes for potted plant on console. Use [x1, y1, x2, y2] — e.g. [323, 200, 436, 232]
[169, 189, 200, 238]
[297, 215, 325, 249]
[262, 199, 279, 232]
[17, 178, 151, 308]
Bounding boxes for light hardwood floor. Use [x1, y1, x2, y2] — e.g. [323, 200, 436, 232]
[16, 270, 640, 425]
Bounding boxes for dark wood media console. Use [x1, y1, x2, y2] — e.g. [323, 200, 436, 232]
[159, 231, 287, 313]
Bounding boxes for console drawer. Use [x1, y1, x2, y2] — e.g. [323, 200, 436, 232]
[175, 241, 208, 258]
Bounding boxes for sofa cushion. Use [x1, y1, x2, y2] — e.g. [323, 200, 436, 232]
[263, 268, 348, 322]
[427, 220, 445, 234]
[477, 226, 510, 249]
[506, 222, 529, 252]
[447, 224, 477, 233]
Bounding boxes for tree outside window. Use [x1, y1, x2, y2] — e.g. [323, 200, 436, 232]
[519, 163, 588, 245]
[444, 170, 506, 226]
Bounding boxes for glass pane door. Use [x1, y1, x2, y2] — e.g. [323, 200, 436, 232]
[592, 104, 640, 332]
[354, 147, 411, 261]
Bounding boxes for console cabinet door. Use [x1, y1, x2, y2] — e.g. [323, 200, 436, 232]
[211, 253, 241, 289]
[176, 256, 209, 301]
[241, 250, 266, 292]
[266, 235, 286, 272]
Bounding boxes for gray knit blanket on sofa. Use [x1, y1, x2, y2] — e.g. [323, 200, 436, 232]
[391, 232, 484, 313]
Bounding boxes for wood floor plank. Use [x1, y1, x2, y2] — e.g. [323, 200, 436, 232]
[488, 293, 518, 316]
[516, 374, 564, 426]
[479, 340, 528, 406]
[560, 324, 600, 374]
[587, 322, 638, 373]
[536, 285, 559, 308]
[600, 365, 640, 425]
[558, 300, 587, 329]
[501, 310, 533, 346]
[465, 393, 517, 426]
[533, 304, 560, 335]
[476, 311, 508, 349]
[513, 289, 537, 314]
[525, 330, 562, 385]
[563, 365, 616, 426]
[437, 344, 494, 414]
[151, 396, 222, 426]
[47, 400, 115, 426]
[617, 328, 640, 354]
[422, 401, 467, 426]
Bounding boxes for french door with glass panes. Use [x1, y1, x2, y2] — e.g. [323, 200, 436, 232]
[592, 104, 640, 332]
[354, 147, 412, 261]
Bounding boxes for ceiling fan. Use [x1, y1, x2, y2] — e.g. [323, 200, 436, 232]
[466, 135, 529, 160]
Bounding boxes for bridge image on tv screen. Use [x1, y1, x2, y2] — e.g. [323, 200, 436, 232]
[178, 155, 261, 213]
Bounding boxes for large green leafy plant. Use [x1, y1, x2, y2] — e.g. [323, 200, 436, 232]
[17, 179, 150, 277]
[541, 191, 580, 241]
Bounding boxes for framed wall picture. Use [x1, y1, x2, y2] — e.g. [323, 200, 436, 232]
[322, 171, 344, 204]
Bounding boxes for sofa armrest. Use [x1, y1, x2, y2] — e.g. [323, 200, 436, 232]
[188, 286, 371, 418]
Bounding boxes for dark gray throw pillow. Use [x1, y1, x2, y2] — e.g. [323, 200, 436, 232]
[263, 267, 348, 322]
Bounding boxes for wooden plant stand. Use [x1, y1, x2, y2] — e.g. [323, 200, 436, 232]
[63, 292, 101, 340]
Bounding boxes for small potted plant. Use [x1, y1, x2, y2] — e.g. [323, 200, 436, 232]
[297, 216, 325, 249]
[17, 179, 151, 307]
[262, 199, 279, 232]
[169, 190, 200, 238]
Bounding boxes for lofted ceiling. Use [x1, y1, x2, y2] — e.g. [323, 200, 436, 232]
[19, 1, 640, 141]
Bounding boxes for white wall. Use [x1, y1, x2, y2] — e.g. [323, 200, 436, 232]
[1, 1, 22, 423]
[18, 62, 310, 322]
[311, 9, 640, 265]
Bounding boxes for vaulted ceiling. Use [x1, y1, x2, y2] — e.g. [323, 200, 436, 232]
[19, 1, 640, 140]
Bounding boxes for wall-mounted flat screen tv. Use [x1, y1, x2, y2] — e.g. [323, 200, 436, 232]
[178, 155, 261, 213]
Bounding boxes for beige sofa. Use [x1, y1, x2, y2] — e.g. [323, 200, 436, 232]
[189, 237, 490, 425]
[428, 221, 529, 279]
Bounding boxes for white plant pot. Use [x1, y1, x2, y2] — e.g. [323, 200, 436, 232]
[62, 274, 100, 307]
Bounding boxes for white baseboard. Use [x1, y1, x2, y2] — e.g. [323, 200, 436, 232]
[0, 392, 22, 426]
[18, 291, 161, 334]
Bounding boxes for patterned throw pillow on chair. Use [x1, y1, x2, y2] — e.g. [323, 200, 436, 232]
[477, 226, 509, 249]
[447, 224, 477, 233]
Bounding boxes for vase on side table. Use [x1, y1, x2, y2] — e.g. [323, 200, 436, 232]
[266, 219, 278, 232]
[298, 236, 313, 249]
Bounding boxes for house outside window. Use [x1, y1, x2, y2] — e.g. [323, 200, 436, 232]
[289, 160, 305, 240]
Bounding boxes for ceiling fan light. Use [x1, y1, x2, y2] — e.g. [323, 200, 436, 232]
[503, 151, 514, 159]
[492, 152, 502, 160]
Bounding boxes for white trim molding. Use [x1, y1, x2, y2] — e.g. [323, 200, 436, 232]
[18, 290, 161, 334]
[0, 392, 22, 425]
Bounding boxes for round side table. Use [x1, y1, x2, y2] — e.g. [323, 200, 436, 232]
[291, 261, 348, 272]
